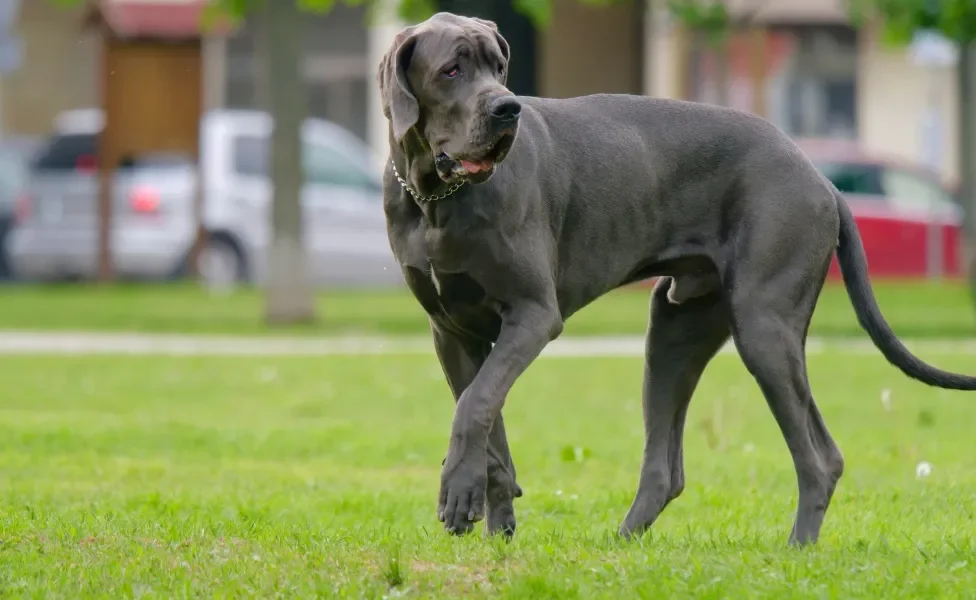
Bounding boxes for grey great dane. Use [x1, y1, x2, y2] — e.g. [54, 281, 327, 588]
[378, 12, 976, 545]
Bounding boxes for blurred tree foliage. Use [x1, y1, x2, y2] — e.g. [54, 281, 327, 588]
[848, 0, 976, 45]
[43, 0, 975, 40]
[208, 0, 623, 29]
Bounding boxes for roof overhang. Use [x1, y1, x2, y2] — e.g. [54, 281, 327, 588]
[83, 0, 237, 39]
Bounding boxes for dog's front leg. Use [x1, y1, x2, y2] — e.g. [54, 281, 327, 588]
[438, 302, 562, 535]
[430, 322, 523, 537]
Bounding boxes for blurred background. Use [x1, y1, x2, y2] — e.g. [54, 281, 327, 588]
[0, 0, 972, 335]
[5, 5, 976, 592]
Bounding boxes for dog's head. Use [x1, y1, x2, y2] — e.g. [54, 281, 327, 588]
[378, 13, 518, 185]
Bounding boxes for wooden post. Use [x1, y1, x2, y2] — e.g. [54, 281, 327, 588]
[188, 35, 227, 280]
[749, 26, 768, 117]
[97, 35, 203, 284]
[83, 2, 211, 285]
[674, 22, 690, 100]
[636, 0, 649, 96]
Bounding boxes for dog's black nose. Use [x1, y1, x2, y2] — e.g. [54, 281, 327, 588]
[489, 96, 521, 120]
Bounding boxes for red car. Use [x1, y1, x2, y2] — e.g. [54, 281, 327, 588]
[794, 138, 964, 280]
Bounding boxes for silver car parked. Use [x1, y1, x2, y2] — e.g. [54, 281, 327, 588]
[6, 109, 404, 288]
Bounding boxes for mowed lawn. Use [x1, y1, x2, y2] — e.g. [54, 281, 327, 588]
[1, 348, 975, 597]
[0, 279, 974, 338]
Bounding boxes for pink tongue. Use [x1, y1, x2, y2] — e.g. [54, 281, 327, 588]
[461, 159, 493, 174]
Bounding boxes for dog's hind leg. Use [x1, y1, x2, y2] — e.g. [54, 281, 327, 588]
[619, 276, 730, 539]
[482, 412, 520, 535]
[727, 235, 845, 546]
[430, 322, 521, 537]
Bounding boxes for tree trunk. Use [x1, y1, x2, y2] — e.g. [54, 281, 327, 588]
[260, 0, 316, 325]
[959, 43, 976, 307]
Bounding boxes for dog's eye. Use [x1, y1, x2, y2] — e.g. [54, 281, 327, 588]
[443, 65, 460, 79]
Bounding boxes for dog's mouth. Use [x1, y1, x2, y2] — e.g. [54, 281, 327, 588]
[436, 130, 516, 183]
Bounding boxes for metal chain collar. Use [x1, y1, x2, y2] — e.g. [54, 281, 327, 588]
[391, 160, 466, 203]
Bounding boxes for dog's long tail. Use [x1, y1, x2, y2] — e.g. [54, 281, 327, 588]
[835, 190, 976, 390]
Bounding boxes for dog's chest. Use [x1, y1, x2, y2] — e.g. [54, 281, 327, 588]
[392, 213, 504, 341]
[401, 235, 502, 341]
[423, 226, 469, 273]
[429, 266, 503, 340]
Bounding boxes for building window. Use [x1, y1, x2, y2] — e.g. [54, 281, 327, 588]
[307, 78, 368, 150]
[689, 24, 858, 141]
[771, 25, 859, 140]
[223, 4, 370, 143]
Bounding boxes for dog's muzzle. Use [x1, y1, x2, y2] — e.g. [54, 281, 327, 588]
[488, 96, 521, 130]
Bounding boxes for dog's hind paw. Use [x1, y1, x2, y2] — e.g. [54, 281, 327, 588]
[485, 507, 517, 539]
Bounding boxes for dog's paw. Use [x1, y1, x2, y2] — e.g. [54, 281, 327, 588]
[485, 502, 517, 538]
[437, 457, 488, 535]
[484, 479, 520, 538]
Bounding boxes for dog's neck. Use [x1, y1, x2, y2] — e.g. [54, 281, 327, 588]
[390, 129, 454, 203]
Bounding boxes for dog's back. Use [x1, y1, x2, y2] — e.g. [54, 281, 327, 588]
[518, 93, 807, 179]
[506, 94, 832, 298]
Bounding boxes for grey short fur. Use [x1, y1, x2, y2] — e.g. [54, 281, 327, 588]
[377, 12, 976, 545]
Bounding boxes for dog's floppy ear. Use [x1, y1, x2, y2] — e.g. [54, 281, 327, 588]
[471, 17, 510, 71]
[378, 27, 420, 144]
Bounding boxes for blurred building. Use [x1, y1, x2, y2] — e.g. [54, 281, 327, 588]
[0, 0, 98, 138]
[652, 0, 962, 183]
[366, 0, 645, 166]
[223, 3, 371, 146]
[0, 0, 371, 146]
[0, 0, 963, 183]
[367, 0, 962, 182]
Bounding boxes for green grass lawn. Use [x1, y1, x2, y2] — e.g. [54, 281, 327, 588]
[1, 348, 975, 597]
[0, 279, 975, 338]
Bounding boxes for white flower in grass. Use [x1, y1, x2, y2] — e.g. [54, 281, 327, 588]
[881, 388, 893, 412]
[916, 461, 933, 478]
[257, 367, 278, 383]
